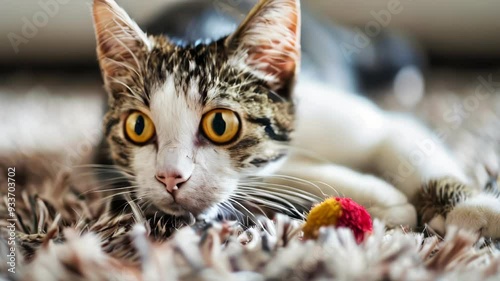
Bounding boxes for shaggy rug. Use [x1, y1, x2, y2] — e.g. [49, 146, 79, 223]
[0, 70, 499, 280]
[0, 166, 499, 281]
[1, 166, 500, 281]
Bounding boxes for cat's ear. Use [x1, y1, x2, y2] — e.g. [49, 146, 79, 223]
[92, 0, 151, 90]
[225, 0, 300, 97]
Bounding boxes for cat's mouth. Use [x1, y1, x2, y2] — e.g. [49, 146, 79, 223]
[158, 201, 191, 217]
[144, 200, 197, 224]
[150, 195, 207, 218]
[136, 171, 237, 219]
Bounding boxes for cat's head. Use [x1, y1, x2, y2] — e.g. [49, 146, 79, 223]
[92, 0, 300, 217]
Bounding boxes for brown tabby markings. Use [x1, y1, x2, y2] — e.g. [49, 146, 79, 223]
[103, 37, 295, 172]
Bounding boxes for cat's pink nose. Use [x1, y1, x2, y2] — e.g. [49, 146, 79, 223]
[156, 147, 194, 194]
[155, 172, 188, 193]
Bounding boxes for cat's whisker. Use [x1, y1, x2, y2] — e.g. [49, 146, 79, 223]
[216, 201, 242, 221]
[232, 196, 304, 223]
[314, 181, 343, 198]
[237, 185, 316, 210]
[70, 167, 111, 172]
[234, 188, 306, 219]
[73, 174, 132, 185]
[236, 174, 326, 220]
[139, 201, 153, 213]
[230, 192, 288, 217]
[227, 196, 269, 218]
[81, 186, 137, 195]
[93, 177, 134, 186]
[122, 193, 147, 223]
[253, 174, 334, 198]
[70, 164, 136, 176]
[235, 192, 313, 216]
[96, 188, 139, 203]
[274, 145, 334, 165]
[91, 177, 138, 190]
[87, 181, 134, 190]
[239, 181, 322, 202]
[244, 174, 310, 185]
[69, 171, 122, 179]
[72, 166, 136, 180]
[59, 167, 127, 181]
[109, 194, 146, 221]
[241, 174, 329, 202]
[227, 198, 264, 228]
[224, 204, 242, 221]
[71, 164, 120, 169]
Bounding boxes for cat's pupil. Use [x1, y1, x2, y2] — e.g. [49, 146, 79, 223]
[212, 113, 226, 136]
[135, 115, 145, 135]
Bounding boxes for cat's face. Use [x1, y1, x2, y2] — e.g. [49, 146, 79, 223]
[93, 0, 300, 217]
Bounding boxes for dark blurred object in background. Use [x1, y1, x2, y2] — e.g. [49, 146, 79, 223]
[0, 0, 425, 93]
[2, 0, 500, 68]
[145, 0, 425, 91]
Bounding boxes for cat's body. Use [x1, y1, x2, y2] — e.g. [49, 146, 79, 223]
[92, 0, 500, 238]
[279, 78, 465, 227]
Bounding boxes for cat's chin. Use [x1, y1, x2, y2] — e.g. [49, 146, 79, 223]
[157, 203, 192, 217]
[144, 203, 197, 225]
[151, 201, 211, 221]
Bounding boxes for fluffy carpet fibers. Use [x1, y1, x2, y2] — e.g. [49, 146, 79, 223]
[1, 167, 500, 281]
[1, 70, 499, 280]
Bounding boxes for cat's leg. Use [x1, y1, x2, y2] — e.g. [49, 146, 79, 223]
[292, 79, 490, 231]
[295, 79, 468, 203]
[269, 156, 417, 227]
[367, 114, 500, 238]
[371, 113, 469, 203]
[347, 109, 500, 238]
[323, 94, 500, 238]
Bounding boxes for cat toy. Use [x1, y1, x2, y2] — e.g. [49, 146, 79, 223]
[302, 197, 373, 243]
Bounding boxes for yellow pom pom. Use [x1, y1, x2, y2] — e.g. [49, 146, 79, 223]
[302, 198, 343, 239]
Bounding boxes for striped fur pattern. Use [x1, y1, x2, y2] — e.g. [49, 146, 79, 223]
[93, 0, 298, 217]
[417, 174, 500, 238]
[418, 177, 479, 224]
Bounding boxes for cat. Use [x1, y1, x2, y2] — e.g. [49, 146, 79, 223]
[92, 0, 500, 238]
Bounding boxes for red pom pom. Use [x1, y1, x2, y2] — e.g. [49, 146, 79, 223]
[335, 197, 373, 243]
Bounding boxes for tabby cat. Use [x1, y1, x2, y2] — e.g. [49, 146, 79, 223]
[92, 0, 500, 237]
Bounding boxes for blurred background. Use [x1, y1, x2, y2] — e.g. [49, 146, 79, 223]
[2, 0, 500, 64]
[0, 0, 499, 186]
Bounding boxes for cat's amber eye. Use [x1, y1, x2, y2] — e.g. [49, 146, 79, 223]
[125, 111, 156, 144]
[201, 109, 240, 144]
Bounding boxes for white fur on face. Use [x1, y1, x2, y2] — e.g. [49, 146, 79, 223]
[132, 76, 238, 216]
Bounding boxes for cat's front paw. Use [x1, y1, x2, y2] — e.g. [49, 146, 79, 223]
[417, 177, 477, 223]
[418, 177, 500, 238]
[446, 193, 500, 239]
